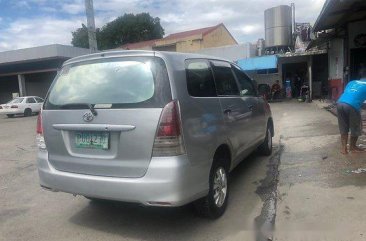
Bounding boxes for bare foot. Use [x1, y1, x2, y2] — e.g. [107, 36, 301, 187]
[350, 146, 366, 153]
[341, 149, 348, 155]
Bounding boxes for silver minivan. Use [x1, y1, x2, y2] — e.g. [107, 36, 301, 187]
[36, 50, 273, 218]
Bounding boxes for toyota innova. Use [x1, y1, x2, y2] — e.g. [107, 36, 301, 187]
[36, 50, 273, 218]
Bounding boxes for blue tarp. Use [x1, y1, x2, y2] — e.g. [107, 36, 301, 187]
[237, 55, 278, 71]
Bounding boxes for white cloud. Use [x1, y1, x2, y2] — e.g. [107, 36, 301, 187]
[0, 17, 84, 51]
[0, 0, 326, 51]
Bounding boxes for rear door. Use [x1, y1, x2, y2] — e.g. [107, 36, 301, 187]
[232, 66, 267, 143]
[210, 60, 253, 161]
[42, 56, 171, 178]
[26, 97, 38, 112]
[35, 97, 44, 111]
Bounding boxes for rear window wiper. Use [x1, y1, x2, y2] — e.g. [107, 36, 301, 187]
[58, 103, 98, 116]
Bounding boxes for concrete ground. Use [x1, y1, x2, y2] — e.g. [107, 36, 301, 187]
[273, 101, 366, 240]
[0, 101, 365, 241]
[0, 114, 268, 241]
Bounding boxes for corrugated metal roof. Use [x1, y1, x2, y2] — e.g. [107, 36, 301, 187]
[313, 0, 366, 32]
[0, 44, 90, 65]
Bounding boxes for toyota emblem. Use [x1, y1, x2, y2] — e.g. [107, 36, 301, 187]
[83, 112, 94, 122]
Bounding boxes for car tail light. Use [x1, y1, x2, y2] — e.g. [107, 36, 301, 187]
[11, 105, 18, 108]
[152, 100, 185, 156]
[36, 112, 47, 150]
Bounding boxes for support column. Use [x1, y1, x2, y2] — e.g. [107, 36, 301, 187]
[17, 74, 26, 97]
[308, 56, 313, 102]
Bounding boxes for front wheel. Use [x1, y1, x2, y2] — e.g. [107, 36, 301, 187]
[258, 124, 272, 156]
[7, 114, 14, 118]
[194, 159, 229, 219]
[24, 108, 32, 117]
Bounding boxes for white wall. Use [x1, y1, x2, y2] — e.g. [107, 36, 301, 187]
[246, 71, 281, 87]
[328, 38, 344, 80]
[196, 43, 256, 62]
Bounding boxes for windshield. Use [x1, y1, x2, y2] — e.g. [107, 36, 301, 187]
[7, 98, 24, 104]
[45, 56, 171, 109]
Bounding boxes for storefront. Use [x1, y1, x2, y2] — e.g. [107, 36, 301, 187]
[310, 0, 366, 100]
[237, 51, 327, 101]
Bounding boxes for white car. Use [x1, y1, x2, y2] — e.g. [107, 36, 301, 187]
[0, 96, 44, 118]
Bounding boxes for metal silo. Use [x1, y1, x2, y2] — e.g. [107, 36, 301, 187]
[264, 5, 292, 49]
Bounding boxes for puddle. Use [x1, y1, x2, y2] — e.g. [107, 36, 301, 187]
[254, 140, 284, 241]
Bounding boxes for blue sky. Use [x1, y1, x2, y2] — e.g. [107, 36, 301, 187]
[0, 0, 326, 51]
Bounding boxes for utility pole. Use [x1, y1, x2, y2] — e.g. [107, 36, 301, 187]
[84, 0, 97, 53]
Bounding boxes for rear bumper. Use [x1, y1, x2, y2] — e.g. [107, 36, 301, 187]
[37, 151, 209, 207]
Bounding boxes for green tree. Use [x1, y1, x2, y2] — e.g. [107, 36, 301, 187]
[71, 13, 164, 50]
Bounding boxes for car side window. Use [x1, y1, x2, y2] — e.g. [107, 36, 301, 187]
[26, 98, 36, 103]
[232, 66, 257, 97]
[186, 60, 217, 97]
[35, 97, 44, 103]
[211, 61, 239, 96]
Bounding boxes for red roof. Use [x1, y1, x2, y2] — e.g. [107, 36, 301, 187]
[121, 39, 157, 50]
[163, 23, 223, 40]
[120, 23, 232, 49]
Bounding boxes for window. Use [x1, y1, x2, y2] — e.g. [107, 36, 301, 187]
[7, 98, 24, 104]
[26, 98, 36, 103]
[35, 97, 44, 103]
[257, 69, 267, 75]
[268, 68, 278, 74]
[257, 69, 278, 74]
[211, 61, 239, 96]
[45, 57, 171, 109]
[186, 60, 216, 97]
[233, 66, 257, 96]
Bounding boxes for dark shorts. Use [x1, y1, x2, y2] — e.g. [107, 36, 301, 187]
[337, 103, 362, 136]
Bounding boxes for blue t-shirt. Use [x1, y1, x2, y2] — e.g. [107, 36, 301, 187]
[338, 79, 366, 111]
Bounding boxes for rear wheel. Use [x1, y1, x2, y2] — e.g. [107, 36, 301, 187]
[258, 124, 272, 156]
[24, 108, 32, 117]
[6, 114, 14, 118]
[194, 159, 229, 219]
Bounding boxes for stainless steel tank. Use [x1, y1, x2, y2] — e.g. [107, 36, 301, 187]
[265, 5, 292, 48]
[257, 38, 265, 56]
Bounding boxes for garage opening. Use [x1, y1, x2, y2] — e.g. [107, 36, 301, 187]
[0, 76, 19, 104]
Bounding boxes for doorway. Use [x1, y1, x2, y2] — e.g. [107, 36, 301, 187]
[282, 62, 308, 98]
[350, 48, 366, 80]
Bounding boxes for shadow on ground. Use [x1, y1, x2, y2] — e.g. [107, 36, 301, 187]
[68, 150, 272, 241]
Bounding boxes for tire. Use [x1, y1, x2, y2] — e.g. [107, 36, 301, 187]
[7, 114, 14, 118]
[258, 124, 272, 156]
[194, 159, 229, 219]
[24, 108, 32, 117]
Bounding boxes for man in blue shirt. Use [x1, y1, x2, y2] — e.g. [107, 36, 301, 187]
[337, 67, 366, 154]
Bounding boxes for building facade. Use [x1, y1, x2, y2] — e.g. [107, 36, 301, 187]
[120, 23, 238, 53]
[310, 0, 366, 100]
[0, 45, 90, 103]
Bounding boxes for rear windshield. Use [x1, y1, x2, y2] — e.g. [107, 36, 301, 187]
[7, 98, 24, 104]
[44, 56, 171, 109]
